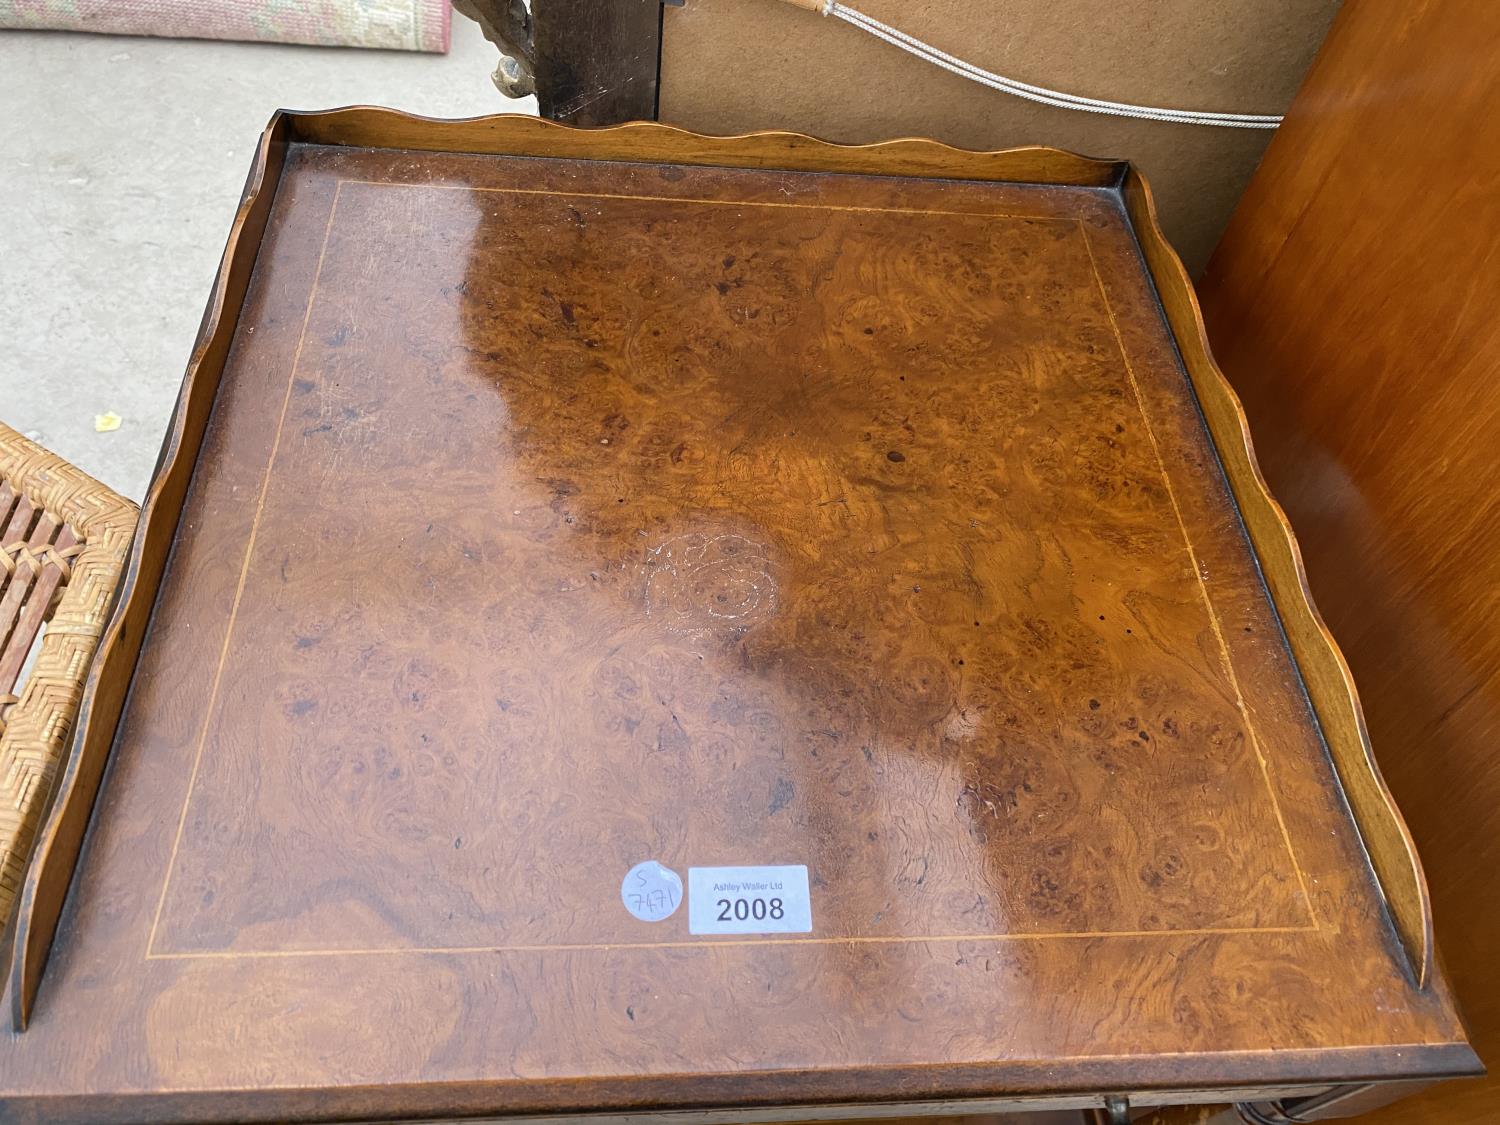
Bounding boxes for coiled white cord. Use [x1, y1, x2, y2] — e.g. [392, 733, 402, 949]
[820, 0, 1282, 130]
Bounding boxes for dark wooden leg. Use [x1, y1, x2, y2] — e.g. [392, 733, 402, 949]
[532, 0, 664, 125]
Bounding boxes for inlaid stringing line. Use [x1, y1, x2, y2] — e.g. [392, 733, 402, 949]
[1079, 226, 1318, 929]
[145, 181, 347, 959]
[144, 923, 1319, 961]
[337, 176, 1079, 224]
[146, 178, 1316, 959]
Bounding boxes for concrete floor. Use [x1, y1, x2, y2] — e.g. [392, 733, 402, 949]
[0, 16, 535, 501]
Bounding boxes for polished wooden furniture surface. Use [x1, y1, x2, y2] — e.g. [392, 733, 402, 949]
[0, 113, 1476, 1123]
[0, 423, 135, 937]
[1196, 3, 1500, 1122]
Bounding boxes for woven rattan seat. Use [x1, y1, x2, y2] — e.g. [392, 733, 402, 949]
[0, 422, 135, 931]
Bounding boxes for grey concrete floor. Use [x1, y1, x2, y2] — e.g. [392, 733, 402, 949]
[0, 16, 534, 501]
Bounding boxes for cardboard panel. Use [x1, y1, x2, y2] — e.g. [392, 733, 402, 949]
[661, 0, 1339, 274]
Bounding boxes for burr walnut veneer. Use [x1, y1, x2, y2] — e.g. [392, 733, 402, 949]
[0, 112, 1477, 1123]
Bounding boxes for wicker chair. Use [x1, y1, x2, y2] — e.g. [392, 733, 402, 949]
[0, 422, 136, 931]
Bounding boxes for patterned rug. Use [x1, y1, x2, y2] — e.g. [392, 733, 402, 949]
[1, 0, 451, 52]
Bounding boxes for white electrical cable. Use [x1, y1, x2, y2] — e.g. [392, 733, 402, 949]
[822, 1, 1282, 130]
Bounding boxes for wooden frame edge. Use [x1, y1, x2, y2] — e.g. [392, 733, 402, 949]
[281, 106, 1127, 185]
[5, 113, 293, 1031]
[0, 1041, 1483, 1124]
[1118, 167, 1435, 988]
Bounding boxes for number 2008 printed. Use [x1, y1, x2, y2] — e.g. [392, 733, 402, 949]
[715, 897, 785, 922]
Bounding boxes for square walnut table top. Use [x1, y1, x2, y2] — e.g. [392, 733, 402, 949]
[0, 112, 1476, 1124]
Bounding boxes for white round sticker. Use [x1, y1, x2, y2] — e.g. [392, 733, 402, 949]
[621, 860, 683, 922]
